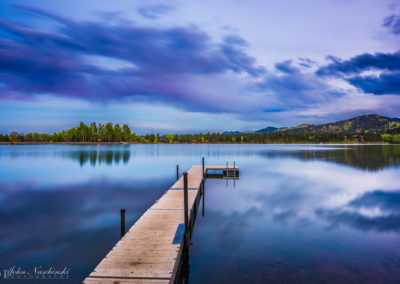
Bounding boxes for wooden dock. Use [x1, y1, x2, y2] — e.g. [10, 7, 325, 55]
[83, 163, 239, 284]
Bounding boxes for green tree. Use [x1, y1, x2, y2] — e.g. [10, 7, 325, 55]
[98, 123, 105, 141]
[130, 132, 138, 142]
[165, 134, 174, 143]
[139, 136, 148, 143]
[78, 122, 90, 142]
[90, 122, 97, 142]
[122, 124, 131, 142]
[9, 131, 21, 143]
[104, 123, 114, 142]
[0, 134, 9, 142]
[114, 124, 122, 142]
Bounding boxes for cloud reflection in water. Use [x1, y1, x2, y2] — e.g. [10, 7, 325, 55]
[0, 144, 400, 283]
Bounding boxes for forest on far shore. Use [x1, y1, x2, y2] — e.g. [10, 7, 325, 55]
[1, 122, 400, 144]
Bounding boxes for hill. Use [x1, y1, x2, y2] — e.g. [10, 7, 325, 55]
[256, 114, 400, 134]
[255, 127, 278, 134]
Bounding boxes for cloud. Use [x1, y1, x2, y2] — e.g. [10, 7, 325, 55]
[0, 6, 265, 112]
[0, 5, 343, 115]
[297, 57, 317, 69]
[257, 65, 341, 108]
[275, 60, 299, 74]
[1, 5, 399, 127]
[137, 4, 172, 19]
[317, 51, 400, 76]
[383, 14, 400, 35]
[348, 71, 400, 95]
[316, 51, 400, 96]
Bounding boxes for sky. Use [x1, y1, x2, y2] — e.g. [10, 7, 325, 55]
[0, 0, 400, 133]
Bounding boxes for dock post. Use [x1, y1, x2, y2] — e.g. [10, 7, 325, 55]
[226, 161, 228, 186]
[183, 172, 190, 283]
[201, 157, 205, 196]
[202, 184, 205, 217]
[176, 165, 179, 181]
[183, 173, 189, 237]
[202, 157, 205, 177]
[120, 208, 126, 238]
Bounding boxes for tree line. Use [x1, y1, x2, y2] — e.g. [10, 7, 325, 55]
[0, 122, 399, 144]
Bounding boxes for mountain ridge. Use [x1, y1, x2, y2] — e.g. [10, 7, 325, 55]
[254, 114, 400, 134]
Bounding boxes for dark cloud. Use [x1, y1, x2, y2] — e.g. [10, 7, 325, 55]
[348, 71, 400, 95]
[0, 6, 264, 111]
[275, 60, 299, 74]
[221, 35, 265, 77]
[316, 51, 400, 95]
[317, 51, 400, 76]
[383, 14, 400, 35]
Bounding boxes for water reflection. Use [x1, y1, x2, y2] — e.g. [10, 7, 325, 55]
[1, 144, 400, 283]
[61, 150, 131, 166]
[191, 167, 400, 283]
[0, 144, 399, 170]
[260, 145, 400, 170]
[316, 190, 400, 232]
[0, 179, 169, 283]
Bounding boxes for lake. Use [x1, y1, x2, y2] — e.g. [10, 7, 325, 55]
[0, 144, 400, 283]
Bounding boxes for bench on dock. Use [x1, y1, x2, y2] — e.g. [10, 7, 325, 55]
[83, 163, 239, 284]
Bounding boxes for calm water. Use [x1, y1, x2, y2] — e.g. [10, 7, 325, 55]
[0, 144, 400, 283]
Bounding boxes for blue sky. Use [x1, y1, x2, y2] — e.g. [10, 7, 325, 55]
[1, 0, 400, 133]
